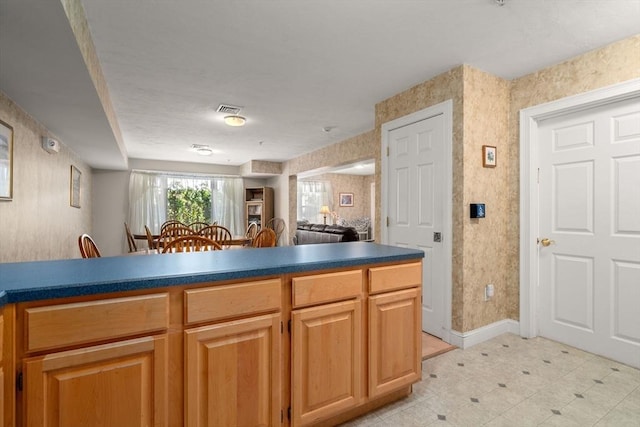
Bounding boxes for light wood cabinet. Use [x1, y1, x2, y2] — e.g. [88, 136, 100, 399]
[291, 299, 362, 426]
[6, 259, 422, 427]
[185, 313, 281, 427]
[184, 278, 282, 427]
[23, 335, 168, 427]
[368, 262, 422, 399]
[368, 288, 421, 398]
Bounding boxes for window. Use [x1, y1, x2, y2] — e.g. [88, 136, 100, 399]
[128, 171, 244, 236]
[166, 177, 212, 224]
[297, 180, 332, 224]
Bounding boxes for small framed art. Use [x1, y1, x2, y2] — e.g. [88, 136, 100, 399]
[339, 192, 354, 207]
[0, 119, 14, 200]
[482, 145, 497, 168]
[70, 165, 81, 208]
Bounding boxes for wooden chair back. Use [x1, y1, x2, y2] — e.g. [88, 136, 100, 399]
[252, 228, 277, 248]
[245, 222, 260, 239]
[265, 218, 286, 246]
[161, 235, 222, 253]
[156, 226, 195, 249]
[197, 225, 232, 249]
[124, 222, 137, 252]
[187, 221, 210, 232]
[160, 220, 187, 234]
[144, 225, 156, 249]
[159, 225, 194, 238]
[78, 234, 101, 258]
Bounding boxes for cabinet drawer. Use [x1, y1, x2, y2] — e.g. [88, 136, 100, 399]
[25, 293, 169, 353]
[292, 270, 362, 308]
[368, 262, 422, 294]
[185, 279, 281, 325]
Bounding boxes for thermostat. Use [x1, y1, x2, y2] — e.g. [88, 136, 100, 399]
[470, 203, 485, 218]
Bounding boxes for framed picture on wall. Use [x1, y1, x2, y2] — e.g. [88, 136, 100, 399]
[70, 165, 81, 208]
[482, 145, 497, 168]
[0, 119, 14, 200]
[339, 192, 354, 207]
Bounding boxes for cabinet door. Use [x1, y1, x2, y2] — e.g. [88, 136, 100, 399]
[292, 299, 362, 426]
[24, 335, 168, 427]
[369, 287, 421, 398]
[185, 313, 281, 427]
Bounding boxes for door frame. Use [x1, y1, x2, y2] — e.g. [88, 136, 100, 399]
[381, 99, 453, 342]
[519, 78, 640, 338]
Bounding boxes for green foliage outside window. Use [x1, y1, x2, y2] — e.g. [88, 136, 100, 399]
[167, 181, 212, 225]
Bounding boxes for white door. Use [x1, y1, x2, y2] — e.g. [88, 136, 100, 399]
[538, 96, 640, 368]
[386, 112, 447, 339]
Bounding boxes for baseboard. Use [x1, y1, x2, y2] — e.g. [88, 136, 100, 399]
[449, 319, 520, 349]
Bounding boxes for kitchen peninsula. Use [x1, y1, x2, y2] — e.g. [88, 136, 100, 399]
[0, 242, 424, 426]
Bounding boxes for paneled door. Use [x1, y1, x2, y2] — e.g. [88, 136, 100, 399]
[184, 314, 281, 427]
[291, 299, 362, 426]
[538, 96, 640, 368]
[24, 335, 168, 426]
[385, 109, 448, 339]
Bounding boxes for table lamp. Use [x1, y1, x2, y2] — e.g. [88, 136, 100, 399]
[319, 205, 331, 225]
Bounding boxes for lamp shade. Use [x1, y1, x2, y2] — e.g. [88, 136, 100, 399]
[319, 205, 331, 214]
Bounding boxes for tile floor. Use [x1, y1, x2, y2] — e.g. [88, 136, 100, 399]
[340, 333, 640, 426]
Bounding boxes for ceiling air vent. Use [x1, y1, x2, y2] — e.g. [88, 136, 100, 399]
[216, 104, 242, 115]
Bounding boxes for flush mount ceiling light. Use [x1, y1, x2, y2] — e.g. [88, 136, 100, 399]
[216, 104, 246, 127]
[191, 144, 213, 156]
[224, 115, 246, 127]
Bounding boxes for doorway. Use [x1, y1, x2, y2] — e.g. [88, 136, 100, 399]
[520, 79, 640, 368]
[381, 100, 453, 342]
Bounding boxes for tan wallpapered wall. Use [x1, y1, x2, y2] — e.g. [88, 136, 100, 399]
[290, 35, 637, 333]
[0, 91, 92, 262]
[299, 173, 374, 222]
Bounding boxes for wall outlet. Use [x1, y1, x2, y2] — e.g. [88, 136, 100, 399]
[485, 284, 494, 301]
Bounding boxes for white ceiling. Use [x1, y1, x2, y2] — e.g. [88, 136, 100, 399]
[1, 1, 639, 170]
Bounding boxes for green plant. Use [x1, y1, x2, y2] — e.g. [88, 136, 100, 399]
[167, 182, 212, 224]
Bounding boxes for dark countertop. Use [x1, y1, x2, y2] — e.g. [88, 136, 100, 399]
[0, 242, 423, 305]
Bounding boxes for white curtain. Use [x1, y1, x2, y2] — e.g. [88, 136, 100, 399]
[297, 180, 332, 224]
[128, 171, 167, 235]
[128, 171, 244, 236]
[211, 177, 244, 236]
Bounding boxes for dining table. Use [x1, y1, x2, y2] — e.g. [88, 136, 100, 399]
[133, 233, 252, 248]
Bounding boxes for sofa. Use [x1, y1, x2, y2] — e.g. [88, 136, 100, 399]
[293, 223, 359, 245]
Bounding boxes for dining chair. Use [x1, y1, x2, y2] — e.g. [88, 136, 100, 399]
[160, 220, 187, 235]
[197, 225, 232, 249]
[160, 224, 194, 238]
[144, 225, 157, 249]
[252, 228, 277, 248]
[124, 222, 137, 252]
[245, 222, 259, 239]
[187, 221, 210, 232]
[161, 235, 222, 253]
[265, 217, 286, 246]
[78, 234, 101, 258]
[156, 226, 196, 250]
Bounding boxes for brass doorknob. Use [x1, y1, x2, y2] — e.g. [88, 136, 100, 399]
[540, 238, 555, 247]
